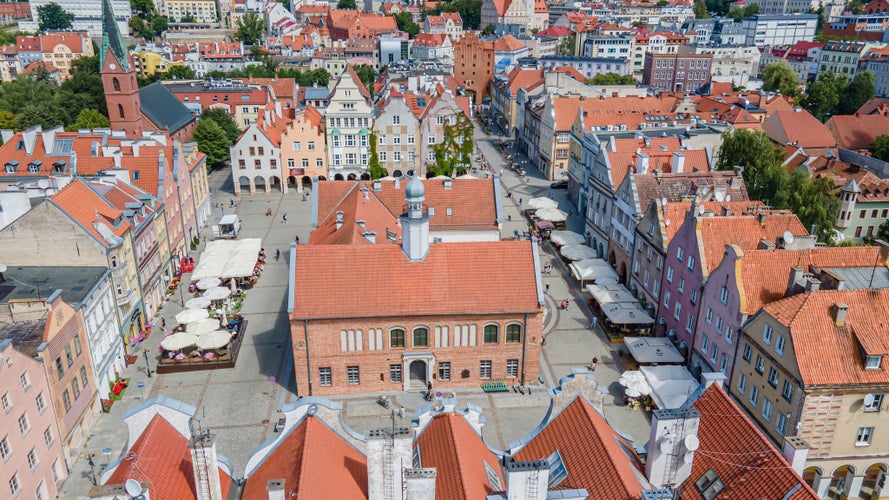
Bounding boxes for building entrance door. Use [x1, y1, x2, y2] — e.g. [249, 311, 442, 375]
[409, 360, 427, 390]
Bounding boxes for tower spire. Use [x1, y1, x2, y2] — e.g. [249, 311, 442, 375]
[101, 0, 128, 70]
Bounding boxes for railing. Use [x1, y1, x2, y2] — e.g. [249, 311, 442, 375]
[116, 289, 135, 307]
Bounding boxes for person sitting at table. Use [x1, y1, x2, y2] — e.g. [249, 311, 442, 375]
[559, 299, 570, 310]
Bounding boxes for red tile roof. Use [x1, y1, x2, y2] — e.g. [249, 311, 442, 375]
[415, 413, 503, 499]
[763, 109, 837, 148]
[293, 240, 540, 319]
[413, 33, 450, 48]
[106, 415, 232, 500]
[51, 178, 130, 246]
[243, 415, 367, 499]
[310, 183, 401, 245]
[764, 288, 889, 386]
[493, 35, 525, 52]
[826, 114, 889, 150]
[737, 246, 886, 317]
[513, 397, 649, 499]
[696, 212, 808, 277]
[683, 385, 818, 500]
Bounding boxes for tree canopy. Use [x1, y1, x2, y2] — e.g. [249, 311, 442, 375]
[429, 113, 474, 177]
[193, 119, 231, 170]
[68, 109, 110, 131]
[235, 12, 264, 46]
[868, 135, 889, 162]
[201, 108, 242, 144]
[726, 3, 758, 20]
[337, 0, 357, 9]
[429, 0, 483, 30]
[164, 65, 196, 80]
[761, 61, 799, 96]
[367, 133, 388, 179]
[37, 3, 74, 32]
[353, 64, 377, 92]
[130, 0, 155, 16]
[801, 71, 874, 120]
[693, 0, 709, 18]
[585, 73, 635, 85]
[395, 11, 419, 37]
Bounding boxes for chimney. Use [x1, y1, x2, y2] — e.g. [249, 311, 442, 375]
[363, 231, 376, 244]
[672, 152, 685, 173]
[189, 431, 223, 500]
[366, 427, 413, 500]
[786, 267, 804, 295]
[637, 153, 650, 174]
[404, 469, 437, 500]
[782, 437, 809, 476]
[505, 459, 550, 500]
[700, 371, 726, 389]
[645, 408, 701, 488]
[266, 479, 285, 500]
[609, 135, 617, 151]
[394, 178, 401, 189]
[804, 276, 821, 292]
[833, 303, 848, 326]
[758, 238, 775, 250]
[443, 179, 452, 190]
[335, 211, 344, 230]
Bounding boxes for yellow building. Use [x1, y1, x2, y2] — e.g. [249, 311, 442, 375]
[40, 31, 94, 80]
[136, 50, 172, 76]
[159, 0, 218, 23]
[730, 288, 889, 499]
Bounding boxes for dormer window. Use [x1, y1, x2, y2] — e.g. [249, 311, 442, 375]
[866, 355, 882, 370]
[27, 160, 41, 174]
[4, 160, 18, 173]
[53, 160, 66, 173]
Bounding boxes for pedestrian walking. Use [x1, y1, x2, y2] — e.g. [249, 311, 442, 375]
[545, 283, 550, 294]
[161, 318, 166, 330]
[295, 235, 300, 245]
[275, 249, 280, 261]
[230, 200, 235, 207]
[282, 213, 288, 223]
[590, 357, 598, 371]
[590, 316, 598, 329]
[266, 207, 272, 216]
[518, 197, 523, 207]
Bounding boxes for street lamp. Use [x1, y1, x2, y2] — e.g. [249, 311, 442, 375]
[141, 347, 152, 378]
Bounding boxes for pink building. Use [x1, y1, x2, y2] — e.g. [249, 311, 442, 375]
[0, 335, 68, 499]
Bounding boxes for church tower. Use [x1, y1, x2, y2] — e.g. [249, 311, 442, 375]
[401, 175, 430, 261]
[100, 0, 143, 135]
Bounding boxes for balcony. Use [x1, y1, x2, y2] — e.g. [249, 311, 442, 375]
[116, 289, 135, 307]
[111, 264, 127, 281]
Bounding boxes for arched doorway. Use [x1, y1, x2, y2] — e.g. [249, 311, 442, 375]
[334, 173, 344, 180]
[301, 176, 312, 192]
[407, 169, 415, 176]
[829, 464, 856, 499]
[238, 176, 251, 195]
[607, 250, 616, 266]
[254, 175, 266, 193]
[347, 173, 357, 180]
[409, 360, 427, 390]
[393, 169, 403, 177]
[270, 175, 282, 192]
[861, 463, 887, 499]
[318, 176, 327, 181]
[360, 173, 371, 180]
[287, 175, 297, 188]
[619, 262, 628, 284]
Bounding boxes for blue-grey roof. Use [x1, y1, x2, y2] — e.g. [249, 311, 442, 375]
[0, 266, 108, 306]
[304, 87, 330, 100]
[139, 82, 195, 133]
[826, 267, 889, 290]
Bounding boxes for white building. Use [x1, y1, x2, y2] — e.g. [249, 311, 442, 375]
[79, 269, 125, 398]
[742, 14, 818, 47]
[22, 0, 131, 38]
[231, 104, 289, 196]
[155, 0, 218, 23]
[324, 66, 374, 179]
[744, 0, 845, 20]
[690, 44, 761, 87]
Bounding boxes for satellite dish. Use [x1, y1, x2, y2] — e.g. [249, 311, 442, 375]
[125, 479, 143, 497]
[685, 434, 700, 451]
[661, 197, 668, 206]
[714, 190, 725, 202]
[660, 438, 674, 453]
[37, 179, 48, 189]
[783, 231, 794, 245]
[698, 205, 706, 215]
[683, 450, 695, 464]
[665, 219, 671, 226]
[865, 393, 876, 406]
[0, 264, 6, 273]
[726, 194, 731, 202]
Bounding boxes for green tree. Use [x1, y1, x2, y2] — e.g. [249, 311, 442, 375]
[152, 15, 169, 38]
[67, 108, 110, 131]
[367, 133, 387, 179]
[130, 0, 155, 16]
[558, 35, 575, 56]
[395, 11, 420, 37]
[337, 0, 357, 8]
[836, 71, 874, 115]
[761, 60, 799, 96]
[847, 0, 865, 13]
[585, 72, 635, 85]
[129, 16, 148, 38]
[235, 12, 264, 46]
[201, 107, 242, 144]
[37, 3, 74, 32]
[429, 0, 482, 30]
[704, 0, 732, 15]
[193, 119, 231, 169]
[875, 220, 889, 243]
[716, 128, 785, 202]
[801, 71, 844, 121]
[0, 77, 59, 117]
[353, 64, 377, 92]
[655, 0, 668, 5]
[0, 110, 15, 130]
[163, 65, 196, 80]
[16, 102, 64, 130]
[481, 23, 495, 35]
[868, 135, 889, 162]
[694, 0, 709, 18]
[430, 113, 474, 177]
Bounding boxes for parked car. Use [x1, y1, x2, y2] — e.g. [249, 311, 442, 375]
[550, 180, 568, 189]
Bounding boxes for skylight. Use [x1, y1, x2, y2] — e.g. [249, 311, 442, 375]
[695, 468, 725, 500]
[546, 450, 569, 488]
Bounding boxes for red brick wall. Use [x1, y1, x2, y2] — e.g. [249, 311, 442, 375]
[292, 312, 543, 396]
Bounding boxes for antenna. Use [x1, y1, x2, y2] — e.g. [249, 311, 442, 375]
[783, 231, 794, 245]
[865, 393, 876, 407]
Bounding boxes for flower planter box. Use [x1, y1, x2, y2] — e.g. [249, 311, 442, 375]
[100, 399, 113, 413]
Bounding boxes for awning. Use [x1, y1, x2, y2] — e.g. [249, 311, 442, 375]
[191, 238, 262, 280]
[600, 302, 655, 325]
[586, 283, 638, 305]
[535, 220, 555, 230]
[624, 337, 685, 364]
[640, 365, 700, 410]
[570, 259, 618, 284]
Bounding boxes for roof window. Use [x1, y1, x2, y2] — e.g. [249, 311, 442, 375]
[694, 468, 725, 500]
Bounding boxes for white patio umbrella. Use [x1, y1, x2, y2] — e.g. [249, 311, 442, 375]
[202, 286, 232, 301]
[625, 388, 642, 399]
[550, 230, 585, 246]
[527, 197, 558, 210]
[196, 277, 221, 290]
[196, 330, 232, 350]
[185, 296, 212, 309]
[160, 332, 199, 351]
[621, 370, 646, 383]
[175, 308, 209, 325]
[187, 317, 220, 336]
[560, 244, 598, 261]
[535, 207, 568, 222]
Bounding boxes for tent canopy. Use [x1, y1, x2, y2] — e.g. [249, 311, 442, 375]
[191, 238, 262, 280]
[624, 337, 685, 364]
[586, 283, 638, 305]
[640, 365, 699, 410]
[600, 302, 655, 325]
[570, 259, 618, 283]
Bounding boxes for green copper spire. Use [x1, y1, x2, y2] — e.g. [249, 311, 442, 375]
[100, 0, 127, 70]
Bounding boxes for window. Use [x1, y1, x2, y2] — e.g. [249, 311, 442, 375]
[715, 316, 723, 334]
[749, 386, 759, 408]
[0, 436, 9, 460]
[427, 135, 436, 145]
[308, 141, 315, 151]
[673, 302, 681, 320]
[479, 360, 492, 379]
[705, 307, 713, 324]
[27, 448, 37, 470]
[865, 394, 884, 412]
[687, 255, 695, 270]
[720, 286, 728, 304]
[506, 359, 519, 377]
[9, 473, 19, 496]
[743, 343, 752, 362]
[690, 289, 698, 305]
[258, 147, 265, 155]
[35, 393, 45, 414]
[390, 328, 405, 348]
[1, 393, 9, 413]
[506, 324, 522, 343]
[755, 355, 765, 375]
[866, 355, 882, 370]
[761, 399, 772, 421]
[347, 366, 360, 384]
[392, 135, 401, 145]
[678, 278, 685, 293]
[725, 327, 734, 344]
[80, 366, 87, 388]
[407, 135, 415, 145]
[701, 335, 709, 352]
[319, 367, 332, 386]
[393, 115, 400, 125]
[709, 345, 717, 364]
[856, 427, 874, 446]
[767, 367, 779, 388]
[390, 364, 402, 383]
[677, 247, 684, 262]
[667, 266, 674, 283]
[19, 373, 29, 391]
[687, 314, 694, 333]
[74, 335, 81, 356]
[54, 357, 64, 379]
[62, 389, 71, 412]
[17, 414, 28, 435]
[379, 151, 387, 162]
[776, 412, 788, 436]
[317, 158, 324, 168]
[738, 374, 747, 394]
[302, 158, 309, 168]
[413, 327, 428, 347]
[762, 324, 773, 345]
[254, 159, 261, 169]
[782, 381, 794, 402]
[43, 427, 53, 447]
[72, 376, 80, 399]
[483, 324, 499, 344]
[664, 291, 671, 308]
[378, 135, 386, 145]
[775, 335, 785, 355]
[438, 362, 450, 380]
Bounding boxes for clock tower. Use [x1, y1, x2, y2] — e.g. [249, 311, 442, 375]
[100, 0, 144, 135]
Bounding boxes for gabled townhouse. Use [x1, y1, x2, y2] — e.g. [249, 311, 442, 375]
[700, 244, 886, 387]
[231, 103, 292, 195]
[324, 66, 374, 179]
[37, 31, 94, 80]
[489, 66, 544, 137]
[424, 12, 464, 41]
[480, 0, 547, 34]
[417, 87, 472, 174]
[762, 107, 837, 149]
[818, 40, 884, 78]
[280, 106, 327, 192]
[375, 91, 422, 177]
[411, 33, 454, 67]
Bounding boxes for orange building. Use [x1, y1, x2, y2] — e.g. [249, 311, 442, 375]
[453, 32, 495, 100]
